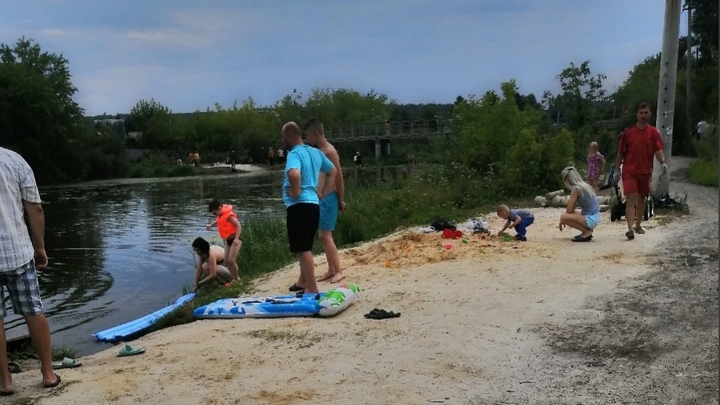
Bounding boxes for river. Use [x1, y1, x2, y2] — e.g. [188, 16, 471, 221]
[3, 170, 286, 356]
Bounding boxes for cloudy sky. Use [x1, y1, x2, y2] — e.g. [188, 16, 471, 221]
[1, 1, 685, 116]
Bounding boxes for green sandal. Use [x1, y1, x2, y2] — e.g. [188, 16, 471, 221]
[52, 357, 82, 369]
[117, 344, 146, 357]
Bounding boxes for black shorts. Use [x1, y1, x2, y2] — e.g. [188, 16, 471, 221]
[286, 203, 320, 253]
[225, 236, 242, 246]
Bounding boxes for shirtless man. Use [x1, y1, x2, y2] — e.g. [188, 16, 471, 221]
[303, 118, 346, 283]
[191, 237, 232, 292]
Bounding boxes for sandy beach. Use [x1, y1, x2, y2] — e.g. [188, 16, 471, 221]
[6, 158, 718, 405]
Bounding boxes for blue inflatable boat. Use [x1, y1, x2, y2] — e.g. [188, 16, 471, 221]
[194, 284, 360, 319]
[93, 292, 196, 343]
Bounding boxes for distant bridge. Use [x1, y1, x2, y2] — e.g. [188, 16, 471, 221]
[325, 120, 452, 142]
[324, 117, 621, 143]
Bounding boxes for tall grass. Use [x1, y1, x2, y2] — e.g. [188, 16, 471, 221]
[688, 125, 718, 188]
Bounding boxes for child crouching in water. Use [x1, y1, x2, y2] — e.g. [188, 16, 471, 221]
[558, 166, 601, 242]
[496, 205, 534, 241]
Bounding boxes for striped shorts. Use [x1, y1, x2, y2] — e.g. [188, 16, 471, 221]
[0, 260, 44, 317]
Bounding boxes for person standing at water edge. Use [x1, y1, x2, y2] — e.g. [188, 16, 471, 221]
[302, 118, 346, 284]
[281, 122, 337, 294]
[206, 199, 241, 281]
[0, 147, 61, 395]
[614, 102, 667, 240]
[558, 167, 600, 242]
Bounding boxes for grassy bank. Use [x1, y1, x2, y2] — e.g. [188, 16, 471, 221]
[688, 159, 718, 187]
[152, 163, 533, 330]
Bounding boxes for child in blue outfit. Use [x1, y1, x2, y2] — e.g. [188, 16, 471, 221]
[496, 205, 534, 241]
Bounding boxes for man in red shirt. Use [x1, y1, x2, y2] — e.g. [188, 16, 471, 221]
[614, 102, 668, 240]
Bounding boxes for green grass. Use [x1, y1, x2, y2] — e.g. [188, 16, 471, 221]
[688, 159, 718, 187]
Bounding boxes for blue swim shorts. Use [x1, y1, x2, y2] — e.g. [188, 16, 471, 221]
[319, 191, 339, 231]
[584, 212, 601, 230]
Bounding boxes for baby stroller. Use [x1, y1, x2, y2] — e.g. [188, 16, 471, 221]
[599, 167, 654, 222]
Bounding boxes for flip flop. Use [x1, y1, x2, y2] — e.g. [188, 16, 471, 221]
[52, 357, 82, 369]
[8, 362, 21, 373]
[572, 234, 593, 242]
[330, 275, 346, 284]
[117, 344, 145, 357]
[364, 308, 401, 319]
[0, 390, 14, 396]
[288, 283, 304, 292]
[316, 273, 333, 282]
[43, 375, 61, 389]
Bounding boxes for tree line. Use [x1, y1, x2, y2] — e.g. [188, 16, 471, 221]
[1, 2, 716, 186]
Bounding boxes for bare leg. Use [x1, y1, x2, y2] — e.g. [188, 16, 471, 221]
[625, 193, 639, 232]
[635, 196, 646, 232]
[24, 314, 59, 387]
[560, 212, 592, 237]
[0, 321, 13, 394]
[224, 241, 241, 281]
[589, 179, 598, 193]
[298, 252, 318, 293]
[318, 230, 345, 283]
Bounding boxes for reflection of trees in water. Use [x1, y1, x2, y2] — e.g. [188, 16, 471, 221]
[2, 185, 121, 337]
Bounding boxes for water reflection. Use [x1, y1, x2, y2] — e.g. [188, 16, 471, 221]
[3, 172, 285, 355]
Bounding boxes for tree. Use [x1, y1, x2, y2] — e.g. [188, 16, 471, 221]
[0, 37, 87, 181]
[127, 98, 175, 149]
[543, 61, 607, 131]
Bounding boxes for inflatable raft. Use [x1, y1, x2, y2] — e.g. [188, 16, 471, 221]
[193, 284, 359, 319]
[93, 292, 196, 343]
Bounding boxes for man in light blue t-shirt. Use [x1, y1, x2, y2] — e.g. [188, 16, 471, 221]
[281, 121, 336, 293]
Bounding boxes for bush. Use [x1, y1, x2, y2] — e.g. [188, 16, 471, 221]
[688, 159, 718, 187]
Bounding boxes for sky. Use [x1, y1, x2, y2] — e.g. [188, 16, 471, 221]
[1, 0, 687, 116]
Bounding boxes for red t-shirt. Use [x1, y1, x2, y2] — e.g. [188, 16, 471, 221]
[618, 124, 664, 175]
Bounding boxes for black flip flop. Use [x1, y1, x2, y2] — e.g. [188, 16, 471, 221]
[572, 234, 593, 242]
[8, 362, 21, 373]
[364, 308, 401, 319]
[0, 390, 13, 396]
[288, 283, 304, 292]
[43, 375, 61, 389]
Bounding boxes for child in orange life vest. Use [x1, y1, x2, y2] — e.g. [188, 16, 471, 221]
[206, 199, 241, 281]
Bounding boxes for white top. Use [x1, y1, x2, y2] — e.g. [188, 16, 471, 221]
[0, 147, 42, 271]
[697, 121, 707, 134]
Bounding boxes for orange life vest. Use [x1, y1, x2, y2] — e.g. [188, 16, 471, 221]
[217, 204, 239, 239]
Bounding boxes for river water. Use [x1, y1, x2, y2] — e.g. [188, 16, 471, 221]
[3, 170, 286, 356]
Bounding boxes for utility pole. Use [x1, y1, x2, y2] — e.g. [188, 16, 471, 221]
[652, 0, 682, 198]
[686, 1, 693, 142]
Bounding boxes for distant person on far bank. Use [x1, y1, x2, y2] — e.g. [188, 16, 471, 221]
[696, 120, 707, 140]
[0, 147, 61, 394]
[276, 147, 285, 164]
[614, 102, 667, 240]
[281, 121, 337, 294]
[353, 152, 363, 168]
[228, 149, 237, 171]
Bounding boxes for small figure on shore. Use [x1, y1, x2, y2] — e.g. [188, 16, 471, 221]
[267, 147, 275, 166]
[558, 167, 600, 242]
[586, 141, 606, 193]
[228, 149, 237, 172]
[496, 205, 534, 241]
[191, 237, 233, 292]
[205, 199, 241, 281]
[353, 151, 363, 168]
